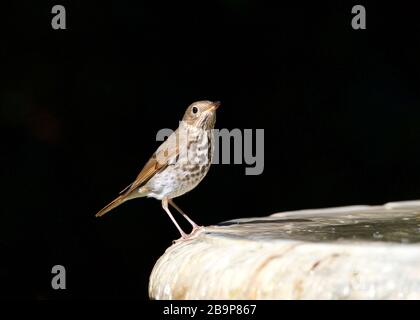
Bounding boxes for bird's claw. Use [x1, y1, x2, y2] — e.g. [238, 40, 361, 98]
[172, 226, 205, 244]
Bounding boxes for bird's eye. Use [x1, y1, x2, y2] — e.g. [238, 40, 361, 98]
[192, 106, 198, 114]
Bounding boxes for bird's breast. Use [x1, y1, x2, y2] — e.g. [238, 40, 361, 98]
[145, 129, 214, 199]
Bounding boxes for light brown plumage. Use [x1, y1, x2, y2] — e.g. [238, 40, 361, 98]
[95, 129, 181, 217]
[95, 100, 220, 239]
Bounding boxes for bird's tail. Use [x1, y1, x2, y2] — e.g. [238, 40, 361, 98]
[95, 195, 127, 217]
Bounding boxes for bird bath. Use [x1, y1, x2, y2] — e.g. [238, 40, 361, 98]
[149, 200, 420, 299]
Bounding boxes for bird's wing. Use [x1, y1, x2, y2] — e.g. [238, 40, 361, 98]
[119, 129, 181, 196]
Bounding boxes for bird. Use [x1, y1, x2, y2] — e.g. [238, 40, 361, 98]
[95, 100, 220, 239]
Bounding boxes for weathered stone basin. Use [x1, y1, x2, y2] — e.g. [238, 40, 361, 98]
[149, 200, 420, 299]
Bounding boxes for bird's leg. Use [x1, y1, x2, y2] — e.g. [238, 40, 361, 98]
[168, 199, 201, 232]
[162, 198, 187, 239]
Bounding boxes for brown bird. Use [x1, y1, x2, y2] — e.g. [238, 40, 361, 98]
[95, 100, 220, 239]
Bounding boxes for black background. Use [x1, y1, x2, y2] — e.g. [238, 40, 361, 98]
[1, 1, 420, 299]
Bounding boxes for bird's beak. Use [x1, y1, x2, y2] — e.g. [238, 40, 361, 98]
[211, 101, 221, 110]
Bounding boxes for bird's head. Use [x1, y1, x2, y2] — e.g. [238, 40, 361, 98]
[182, 100, 220, 129]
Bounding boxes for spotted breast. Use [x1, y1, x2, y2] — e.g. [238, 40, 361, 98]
[142, 123, 214, 200]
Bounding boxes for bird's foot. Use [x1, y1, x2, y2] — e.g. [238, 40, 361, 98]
[191, 225, 204, 235]
[172, 226, 205, 244]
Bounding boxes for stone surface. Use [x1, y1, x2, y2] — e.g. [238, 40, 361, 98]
[149, 200, 420, 299]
